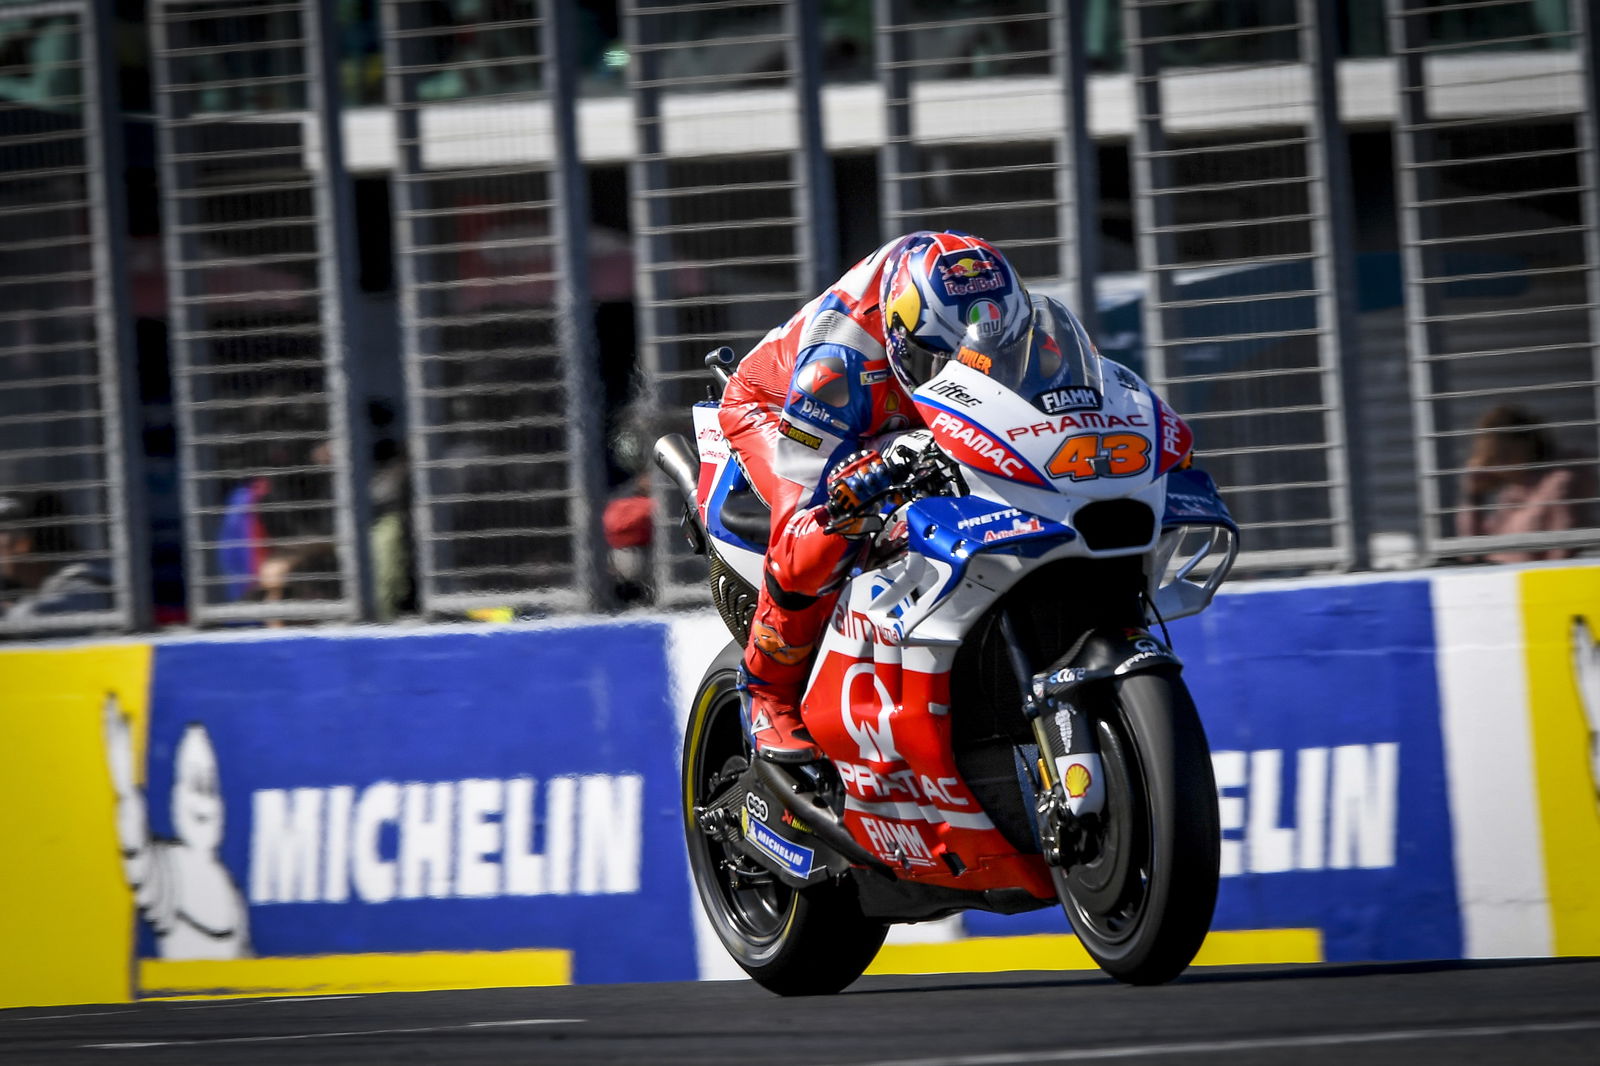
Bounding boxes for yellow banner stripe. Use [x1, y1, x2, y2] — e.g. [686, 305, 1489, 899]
[867, 928, 1322, 975]
[138, 950, 571, 1001]
[1519, 567, 1600, 956]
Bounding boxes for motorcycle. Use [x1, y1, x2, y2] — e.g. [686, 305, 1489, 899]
[654, 318, 1238, 995]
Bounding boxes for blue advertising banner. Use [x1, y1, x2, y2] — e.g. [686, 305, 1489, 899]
[140, 624, 694, 984]
[967, 579, 1463, 962]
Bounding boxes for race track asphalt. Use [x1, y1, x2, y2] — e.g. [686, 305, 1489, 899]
[3, 958, 1598, 1066]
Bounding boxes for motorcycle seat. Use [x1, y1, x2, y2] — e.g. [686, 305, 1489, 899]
[719, 486, 773, 548]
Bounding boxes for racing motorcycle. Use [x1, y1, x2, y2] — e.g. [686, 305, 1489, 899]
[654, 308, 1237, 995]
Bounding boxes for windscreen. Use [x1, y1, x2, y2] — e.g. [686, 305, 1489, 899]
[951, 295, 1103, 405]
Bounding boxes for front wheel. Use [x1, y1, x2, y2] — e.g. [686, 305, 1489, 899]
[681, 642, 887, 995]
[1052, 670, 1220, 985]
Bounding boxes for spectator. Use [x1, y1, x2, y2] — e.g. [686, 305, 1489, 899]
[1456, 404, 1596, 563]
[0, 490, 113, 622]
[368, 399, 415, 621]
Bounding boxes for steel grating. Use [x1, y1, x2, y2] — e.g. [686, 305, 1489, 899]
[0, 0, 137, 634]
[1390, 0, 1600, 564]
[382, 0, 606, 616]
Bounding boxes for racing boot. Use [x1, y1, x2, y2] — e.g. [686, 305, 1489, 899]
[739, 580, 840, 763]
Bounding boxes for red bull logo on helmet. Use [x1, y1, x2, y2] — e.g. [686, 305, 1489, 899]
[936, 251, 1009, 298]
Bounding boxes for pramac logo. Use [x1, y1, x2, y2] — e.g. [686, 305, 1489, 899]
[916, 405, 1048, 488]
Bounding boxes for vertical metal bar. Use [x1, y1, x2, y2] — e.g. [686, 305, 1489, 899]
[308, 0, 374, 620]
[1304, 0, 1367, 570]
[85, 0, 148, 629]
[1576, 0, 1600, 474]
[1053, 0, 1100, 333]
[379, 0, 438, 613]
[876, 0, 919, 237]
[627, 1, 682, 599]
[790, 0, 838, 289]
[1124, 0, 1178, 385]
[548, 0, 609, 611]
[150, 2, 210, 626]
[1387, 0, 1446, 561]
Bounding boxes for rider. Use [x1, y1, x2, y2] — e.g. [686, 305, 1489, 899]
[719, 230, 1033, 762]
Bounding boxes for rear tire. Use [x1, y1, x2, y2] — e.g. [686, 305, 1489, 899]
[1051, 670, 1220, 984]
[681, 643, 887, 995]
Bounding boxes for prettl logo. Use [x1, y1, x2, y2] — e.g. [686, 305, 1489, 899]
[956, 507, 1021, 530]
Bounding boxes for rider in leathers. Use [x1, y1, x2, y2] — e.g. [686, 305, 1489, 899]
[719, 231, 1034, 762]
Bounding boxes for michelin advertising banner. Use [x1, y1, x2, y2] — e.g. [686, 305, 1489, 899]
[1, 564, 1597, 1007]
[958, 578, 1460, 962]
[2, 623, 693, 1007]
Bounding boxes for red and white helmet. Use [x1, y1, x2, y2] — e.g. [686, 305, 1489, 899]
[879, 231, 1033, 389]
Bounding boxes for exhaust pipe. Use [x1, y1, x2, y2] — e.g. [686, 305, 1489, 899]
[654, 433, 708, 554]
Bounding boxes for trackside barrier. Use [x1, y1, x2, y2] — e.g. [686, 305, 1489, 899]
[2, 562, 1597, 1007]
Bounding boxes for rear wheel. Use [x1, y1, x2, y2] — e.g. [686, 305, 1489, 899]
[682, 643, 887, 995]
[1052, 670, 1220, 984]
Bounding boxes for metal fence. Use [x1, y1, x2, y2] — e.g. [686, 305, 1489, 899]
[876, 0, 1099, 329]
[150, 0, 369, 624]
[4, 0, 1600, 637]
[382, 0, 606, 617]
[0, 0, 140, 634]
[625, 0, 836, 604]
[1123, 0, 1363, 572]
[1390, 0, 1600, 564]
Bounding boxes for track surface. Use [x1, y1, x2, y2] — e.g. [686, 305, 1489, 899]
[4, 959, 1598, 1065]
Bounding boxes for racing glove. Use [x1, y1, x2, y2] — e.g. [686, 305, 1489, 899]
[825, 449, 903, 538]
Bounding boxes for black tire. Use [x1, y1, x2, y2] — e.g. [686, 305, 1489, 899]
[1052, 670, 1220, 985]
[681, 642, 888, 996]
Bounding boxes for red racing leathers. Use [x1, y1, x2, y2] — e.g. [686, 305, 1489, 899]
[718, 235, 924, 757]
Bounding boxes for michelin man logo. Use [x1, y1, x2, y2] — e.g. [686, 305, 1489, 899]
[1574, 616, 1600, 812]
[103, 695, 251, 958]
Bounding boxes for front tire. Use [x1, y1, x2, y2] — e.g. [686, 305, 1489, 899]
[1052, 670, 1220, 984]
[681, 642, 887, 995]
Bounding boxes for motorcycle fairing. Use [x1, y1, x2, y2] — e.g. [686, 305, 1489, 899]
[1161, 466, 1236, 530]
[912, 361, 1166, 498]
[692, 403, 767, 589]
[800, 580, 1055, 898]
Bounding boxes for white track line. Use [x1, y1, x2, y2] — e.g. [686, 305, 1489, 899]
[849, 1019, 1600, 1066]
[83, 1017, 583, 1050]
[14, 995, 366, 1023]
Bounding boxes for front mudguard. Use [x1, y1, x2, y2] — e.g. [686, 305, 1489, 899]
[1028, 628, 1182, 820]
[1032, 627, 1182, 704]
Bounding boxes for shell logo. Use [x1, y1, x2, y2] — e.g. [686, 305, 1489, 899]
[1064, 762, 1093, 799]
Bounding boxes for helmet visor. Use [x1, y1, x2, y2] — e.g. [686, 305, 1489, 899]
[948, 314, 1035, 392]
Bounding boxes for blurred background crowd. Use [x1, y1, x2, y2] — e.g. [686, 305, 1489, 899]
[0, 0, 1596, 634]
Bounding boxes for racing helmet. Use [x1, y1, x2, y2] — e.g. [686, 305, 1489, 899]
[879, 232, 1032, 390]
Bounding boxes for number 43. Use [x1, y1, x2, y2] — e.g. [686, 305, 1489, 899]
[1046, 433, 1151, 480]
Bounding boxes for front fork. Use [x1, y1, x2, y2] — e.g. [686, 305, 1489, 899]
[996, 611, 1107, 868]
